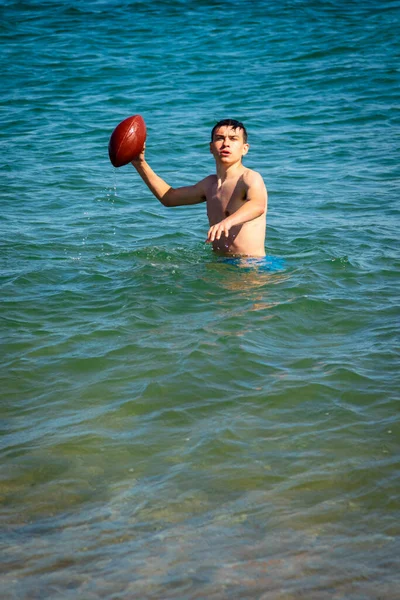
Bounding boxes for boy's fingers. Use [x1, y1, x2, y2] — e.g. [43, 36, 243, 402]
[206, 221, 230, 243]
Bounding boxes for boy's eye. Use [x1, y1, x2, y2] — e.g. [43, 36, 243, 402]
[215, 136, 239, 141]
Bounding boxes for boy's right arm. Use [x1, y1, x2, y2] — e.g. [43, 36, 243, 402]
[131, 149, 206, 207]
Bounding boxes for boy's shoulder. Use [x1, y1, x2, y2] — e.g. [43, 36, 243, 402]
[242, 167, 265, 186]
[197, 173, 217, 190]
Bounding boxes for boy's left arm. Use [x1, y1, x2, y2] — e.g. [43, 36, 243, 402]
[206, 171, 267, 243]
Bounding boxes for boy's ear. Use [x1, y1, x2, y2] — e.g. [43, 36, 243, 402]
[242, 143, 250, 156]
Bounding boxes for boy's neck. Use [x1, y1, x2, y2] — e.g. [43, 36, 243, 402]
[215, 160, 244, 183]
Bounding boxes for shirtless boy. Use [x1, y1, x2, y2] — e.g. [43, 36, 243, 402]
[131, 119, 267, 257]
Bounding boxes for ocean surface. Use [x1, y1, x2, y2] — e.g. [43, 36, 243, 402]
[1, 1, 399, 598]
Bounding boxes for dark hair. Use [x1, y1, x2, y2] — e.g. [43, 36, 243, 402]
[211, 119, 248, 143]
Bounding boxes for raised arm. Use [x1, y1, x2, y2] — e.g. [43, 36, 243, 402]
[206, 170, 267, 243]
[131, 147, 206, 207]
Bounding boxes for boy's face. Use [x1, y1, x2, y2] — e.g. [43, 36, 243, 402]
[210, 126, 249, 164]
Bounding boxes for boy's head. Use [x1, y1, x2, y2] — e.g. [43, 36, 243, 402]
[211, 119, 248, 143]
[210, 119, 249, 163]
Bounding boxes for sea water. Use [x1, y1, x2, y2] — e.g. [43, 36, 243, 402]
[1, 1, 399, 598]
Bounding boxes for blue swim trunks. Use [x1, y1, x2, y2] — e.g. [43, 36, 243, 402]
[218, 255, 285, 272]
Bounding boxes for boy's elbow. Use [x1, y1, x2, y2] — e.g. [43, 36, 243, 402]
[160, 188, 175, 207]
[255, 202, 266, 218]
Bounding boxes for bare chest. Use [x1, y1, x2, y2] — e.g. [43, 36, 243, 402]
[206, 179, 247, 224]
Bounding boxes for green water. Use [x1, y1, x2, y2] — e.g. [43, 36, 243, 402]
[1, 0, 399, 598]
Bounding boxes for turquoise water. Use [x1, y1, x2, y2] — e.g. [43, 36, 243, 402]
[1, 0, 399, 597]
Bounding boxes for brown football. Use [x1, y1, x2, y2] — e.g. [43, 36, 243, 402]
[108, 114, 147, 167]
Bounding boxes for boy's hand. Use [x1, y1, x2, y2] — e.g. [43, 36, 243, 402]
[206, 218, 232, 243]
[131, 143, 146, 166]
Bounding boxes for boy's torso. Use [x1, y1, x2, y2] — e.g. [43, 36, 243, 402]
[203, 168, 266, 256]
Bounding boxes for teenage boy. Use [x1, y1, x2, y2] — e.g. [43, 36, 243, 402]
[131, 119, 267, 257]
